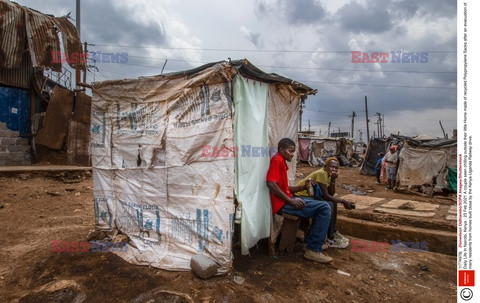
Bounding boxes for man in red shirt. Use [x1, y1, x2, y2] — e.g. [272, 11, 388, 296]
[266, 138, 332, 263]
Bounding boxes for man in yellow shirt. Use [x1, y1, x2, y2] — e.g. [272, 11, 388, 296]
[296, 157, 355, 249]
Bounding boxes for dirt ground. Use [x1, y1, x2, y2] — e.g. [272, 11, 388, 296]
[0, 165, 457, 302]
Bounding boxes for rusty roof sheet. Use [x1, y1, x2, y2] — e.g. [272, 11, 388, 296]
[53, 16, 84, 70]
[24, 6, 62, 71]
[0, 0, 26, 69]
[0, 0, 84, 72]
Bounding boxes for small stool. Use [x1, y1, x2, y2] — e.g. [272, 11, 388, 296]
[278, 214, 301, 253]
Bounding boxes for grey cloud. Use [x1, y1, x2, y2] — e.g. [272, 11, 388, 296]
[254, 0, 327, 26]
[82, 0, 167, 46]
[390, 0, 455, 20]
[241, 27, 264, 48]
[254, 0, 269, 18]
[280, 0, 327, 25]
[336, 1, 393, 33]
[247, 32, 264, 48]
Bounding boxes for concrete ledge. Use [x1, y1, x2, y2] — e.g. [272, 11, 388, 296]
[0, 165, 92, 172]
[337, 215, 456, 256]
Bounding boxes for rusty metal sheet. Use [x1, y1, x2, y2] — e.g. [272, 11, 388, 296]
[25, 7, 62, 72]
[0, 50, 32, 88]
[1, 1, 83, 73]
[53, 17, 85, 70]
[0, 0, 26, 69]
[72, 91, 91, 124]
[36, 85, 74, 149]
[67, 120, 90, 166]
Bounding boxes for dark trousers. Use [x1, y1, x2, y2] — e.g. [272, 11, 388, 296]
[376, 170, 381, 183]
[313, 184, 337, 240]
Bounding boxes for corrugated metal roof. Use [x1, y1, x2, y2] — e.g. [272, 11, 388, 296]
[0, 0, 84, 72]
[25, 7, 62, 71]
[53, 17, 85, 70]
[0, 50, 32, 88]
[0, 0, 26, 69]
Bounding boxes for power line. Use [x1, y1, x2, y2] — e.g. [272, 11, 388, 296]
[87, 61, 457, 90]
[298, 80, 456, 90]
[98, 53, 456, 74]
[92, 43, 457, 54]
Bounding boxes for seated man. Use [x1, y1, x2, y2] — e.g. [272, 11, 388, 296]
[266, 138, 332, 263]
[296, 157, 355, 249]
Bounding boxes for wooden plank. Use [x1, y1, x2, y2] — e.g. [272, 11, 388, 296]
[36, 85, 74, 150]
[279, 215, 300, 253]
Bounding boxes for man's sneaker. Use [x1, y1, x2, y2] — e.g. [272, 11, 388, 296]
[304, 243, 329, 251]
[304, 249, 333, 263]
[326, 238, 349, 249]
[334, 231, 349, 244]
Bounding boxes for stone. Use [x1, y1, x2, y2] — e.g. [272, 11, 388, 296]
[86, 230, 107, 241]
[398, 202, 415, 210]
[15, 137, 29, 145]
[0, 138, 16, 145]
[6, 144, 30, 153]
[0, 130, 19, 138]
[190, 253, 219, 279]
[340, 194, 385, 210]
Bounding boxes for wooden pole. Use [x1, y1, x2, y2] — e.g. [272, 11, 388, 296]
[365, 96, 370, 141]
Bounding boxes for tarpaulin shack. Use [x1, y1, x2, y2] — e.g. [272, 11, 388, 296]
[396, 138, 457, 193]
[360, 137, 388, 175]
[298, 136, 353, 166]
[90, 59, 316, 273]
[361, 135, 457, 193]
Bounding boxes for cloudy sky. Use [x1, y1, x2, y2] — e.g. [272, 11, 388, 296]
[15, 0, 457, 140]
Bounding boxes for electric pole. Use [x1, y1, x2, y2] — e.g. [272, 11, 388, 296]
[382, 114, 385, 138]
[299, 96, 305, 132]
[328, 122, 331, 137]
[375, 112, 382, 138]
[349, 111, 356, 139]
[75, 0, 81, 88]
[308, 119, 311, 132]
[83, 41, 87, 84]
[365, 96, 370, 141]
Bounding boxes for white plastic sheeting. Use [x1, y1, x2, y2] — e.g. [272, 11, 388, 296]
[233, 75, 271, 255]
[267, 84, 300, 183]
[267, 84, 300, 246]
[91, 69, 235, 272]
[397, 143, 448, 189]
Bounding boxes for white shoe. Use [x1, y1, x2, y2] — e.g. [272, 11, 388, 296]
[334, 231, 349, 244]
[304, 249, 333, 263]
[327, 238, 349, 249]
[304, 243, 329, 251]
